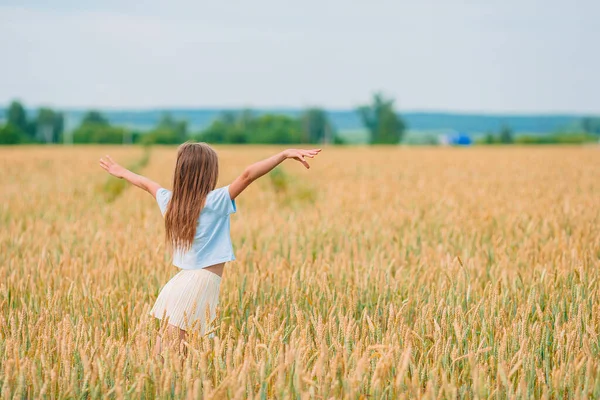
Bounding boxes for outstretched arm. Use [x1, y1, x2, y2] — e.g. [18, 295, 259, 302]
[99, 155, 162, 197]
[228, 148, 321, 200]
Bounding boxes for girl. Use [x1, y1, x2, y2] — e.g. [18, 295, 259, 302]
[99, 142, 321, 355]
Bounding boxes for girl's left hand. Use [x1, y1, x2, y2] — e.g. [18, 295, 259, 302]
[99, 155, 126, 178]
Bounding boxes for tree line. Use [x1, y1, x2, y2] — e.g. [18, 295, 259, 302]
[476, 123, 600, 145]
[0, 102, 65, 144]
[2, 96, 599, 146]
[0, 93, 406, 145]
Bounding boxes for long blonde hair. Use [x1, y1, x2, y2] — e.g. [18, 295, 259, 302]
[164, 141, 219, 251]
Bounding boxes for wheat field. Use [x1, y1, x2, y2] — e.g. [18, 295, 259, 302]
[1, 145, 599, 399]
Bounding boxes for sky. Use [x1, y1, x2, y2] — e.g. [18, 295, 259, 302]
[1, 0, 599, 114]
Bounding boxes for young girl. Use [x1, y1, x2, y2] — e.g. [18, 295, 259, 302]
[99, 142, 321, 355]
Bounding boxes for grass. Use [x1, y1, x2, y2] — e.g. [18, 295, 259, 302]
[0, 145, 599, 398]
[268, 166, 317, 206]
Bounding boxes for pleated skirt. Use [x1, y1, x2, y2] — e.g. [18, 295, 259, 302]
[149, 268, 221, 334]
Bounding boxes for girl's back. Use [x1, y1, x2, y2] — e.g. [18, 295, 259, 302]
[155, 185, 237, 270]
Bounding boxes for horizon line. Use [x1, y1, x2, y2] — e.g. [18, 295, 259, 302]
[0, 103, 597, 118]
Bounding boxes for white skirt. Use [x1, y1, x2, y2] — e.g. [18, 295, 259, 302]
[149, 268, 221, 334]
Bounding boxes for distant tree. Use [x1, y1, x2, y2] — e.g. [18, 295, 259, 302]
[196, 116, 220, 144]
[484, 131, 496, 144]
[581, 117, 600, 135]
[197, 120, 227, 143]
[221, 109, 253, 142]
[250, 114, 302, 144]
[81, 110, 109, 126]
[332, 135, 347, 145]
[237, 109, 255, 129]
[0, 124, 25, 145]
[140, 113, 189, 144]
[357, 93, 406, 144]
[301, 108, 334, 143]
[499, 124, 514, 144]
[35, 108, 64, 143]
[197, 110, 253, 144]
[157, 113, 187, 138]
[140, 129, 183, 145]
[7, 100, 29, 136]
[198, 110, 306, 144]
[220, 111, 238, 126]
[72, 125, 128, 144]
[130, 130, 142, 144]
[73, 110, 132, 143]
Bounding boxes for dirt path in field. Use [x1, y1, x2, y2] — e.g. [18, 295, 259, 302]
[101, 146, 152, 202]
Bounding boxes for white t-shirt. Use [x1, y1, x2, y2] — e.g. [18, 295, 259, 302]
[156, 185, 237, 270]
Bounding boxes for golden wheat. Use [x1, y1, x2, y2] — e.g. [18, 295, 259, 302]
[1, 145, 599, 399]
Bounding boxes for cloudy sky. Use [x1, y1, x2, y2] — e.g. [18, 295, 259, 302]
[1, 0, 598, 113]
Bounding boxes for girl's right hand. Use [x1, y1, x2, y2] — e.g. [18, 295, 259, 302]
[283, 148, 322, 169]
[99, 155, 127, 178]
